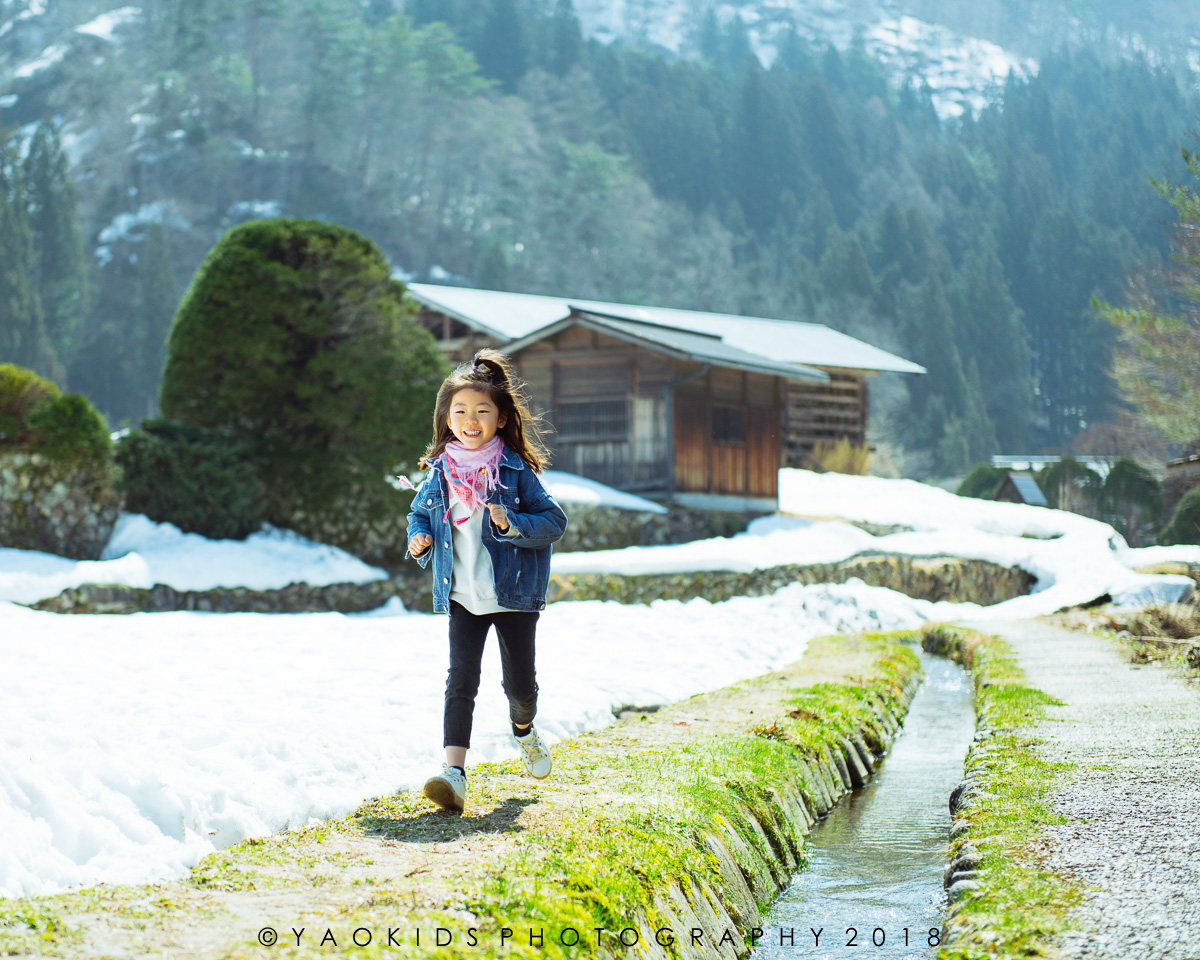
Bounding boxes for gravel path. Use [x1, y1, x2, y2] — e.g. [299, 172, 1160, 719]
[961, 619, 1200, 959]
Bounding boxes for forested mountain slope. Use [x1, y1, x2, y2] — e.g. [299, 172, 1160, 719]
[2, 0, 1197, 474]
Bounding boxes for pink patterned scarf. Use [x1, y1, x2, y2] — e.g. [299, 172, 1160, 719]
[440, 436, 507, 525]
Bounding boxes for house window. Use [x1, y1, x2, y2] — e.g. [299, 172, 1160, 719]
[554, 399, 629, 441]
[713, 405, 745, 444]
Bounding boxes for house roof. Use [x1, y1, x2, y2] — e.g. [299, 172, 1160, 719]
[1003, 472, 1048, 506]
[406, 283, 926, 375]
[505, 310, 829, 382]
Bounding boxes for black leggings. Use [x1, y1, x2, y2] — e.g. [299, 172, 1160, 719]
[443, 600, 540, 749]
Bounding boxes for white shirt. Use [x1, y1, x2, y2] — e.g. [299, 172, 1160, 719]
[447, 484, 518, 615]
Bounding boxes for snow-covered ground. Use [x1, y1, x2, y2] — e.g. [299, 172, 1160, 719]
[1, 469, 1197, 899]
[0, 516, 387, 606]
[553, 469, 1198, 615]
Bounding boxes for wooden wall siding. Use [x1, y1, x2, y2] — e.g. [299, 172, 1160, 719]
[673, 383, 710, 493]
[672, 369, 781, 498]
[747, 404, 780, 498]
[784, 370, 868, 468]
[514, 330, 671, 492]
[415, 308, 494, 363]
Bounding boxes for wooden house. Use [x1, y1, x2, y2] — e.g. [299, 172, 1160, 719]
[406, 284, 925, 508]
[993, 472, 1048, 507]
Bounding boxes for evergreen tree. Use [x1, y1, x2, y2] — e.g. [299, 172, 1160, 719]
[131, 224, 180, 418]
[23, 121, 90, 368]
[947, 243, 1033, 450]
[697, 8, 721, 65]
[0, 132, 59, 383]
[476, 0, 530, 92]
[544, 0, 582, 78]
[726, 60, 802, 236]
[794, 73, 860, 226]
[818, 226, 874, 300]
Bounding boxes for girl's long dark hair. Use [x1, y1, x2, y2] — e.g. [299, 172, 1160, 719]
[420, 348, 552, 472]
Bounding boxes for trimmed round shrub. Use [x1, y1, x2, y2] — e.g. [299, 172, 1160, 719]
[956, 463, 1008, 499]
[1, 363, 109, 468]
[1036, 456, 1102, 512]
[159, 219, 447, 558]
[26, 394, 111, 468]
[1100, 457, 1162, 544]
[1158, 487, 1200, 546]
[115, 420, 266, 540]
[0, 363, 60, 446]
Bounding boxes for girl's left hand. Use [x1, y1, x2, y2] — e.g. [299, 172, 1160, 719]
[488, 503, 510, 531]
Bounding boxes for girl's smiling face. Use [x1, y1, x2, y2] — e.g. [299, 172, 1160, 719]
[448, 388, 506, 449]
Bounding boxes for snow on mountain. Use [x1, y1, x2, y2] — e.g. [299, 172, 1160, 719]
[574, 0, 1038, 119]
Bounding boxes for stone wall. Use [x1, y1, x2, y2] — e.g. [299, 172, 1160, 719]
[29, 554, 1034, 615]
[554, 502, 763, 553]
[30, 574, 428, 615]
[547, 554, 1035, 607]
[0, 451, 122, 560]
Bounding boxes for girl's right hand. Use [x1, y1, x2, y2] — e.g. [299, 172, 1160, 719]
[408, 533, 433, 556]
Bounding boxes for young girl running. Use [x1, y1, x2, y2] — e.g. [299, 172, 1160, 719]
[406, 349, 568, 812]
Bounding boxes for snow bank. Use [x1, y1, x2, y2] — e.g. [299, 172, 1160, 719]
[0, 578, 929, 897]
[0, 514, 385, 605]
[541, 470, 667, 513]
[552, 469, 1194, 616]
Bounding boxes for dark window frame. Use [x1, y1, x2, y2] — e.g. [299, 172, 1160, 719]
[712, 404, 746, 446]
[553, 398, 630, 442]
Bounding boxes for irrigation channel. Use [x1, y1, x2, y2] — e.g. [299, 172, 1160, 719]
[752, 651, 975, 959]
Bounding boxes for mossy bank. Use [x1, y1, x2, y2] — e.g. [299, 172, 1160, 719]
[1, 631, 922, 959]
[921, 624, 1082, 959]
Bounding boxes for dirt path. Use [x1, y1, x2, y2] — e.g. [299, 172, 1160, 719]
[959, 619, 1200, 958]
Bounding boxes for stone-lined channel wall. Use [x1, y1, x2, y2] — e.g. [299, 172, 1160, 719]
[607, 663, 925, 960]
[29, 555, 1034, 615]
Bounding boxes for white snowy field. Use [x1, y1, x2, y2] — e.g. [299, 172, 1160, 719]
[0, 579, 932, 899]
[1, 468, 1197, 899]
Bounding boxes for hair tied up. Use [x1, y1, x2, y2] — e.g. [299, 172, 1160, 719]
[472, 355, 506, 383]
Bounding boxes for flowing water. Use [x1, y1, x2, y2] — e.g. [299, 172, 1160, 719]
[751, 652, 975, 959]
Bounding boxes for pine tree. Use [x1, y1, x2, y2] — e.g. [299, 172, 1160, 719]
[545, 0, 582, 78]
[131, 224, 180, 417]
[476, 0, 530, 92]
[23, 121, 90, 368]
[0, 132, 60, 382]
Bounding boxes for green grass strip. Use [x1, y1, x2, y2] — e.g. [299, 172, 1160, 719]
[923, 624, 1082, 960]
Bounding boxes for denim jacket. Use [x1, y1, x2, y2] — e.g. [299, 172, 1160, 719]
[405, 448, 568, 613]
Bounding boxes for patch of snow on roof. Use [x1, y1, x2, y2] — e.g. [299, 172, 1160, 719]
[75, 6, 140, 43]
[406, 283, 924, 374]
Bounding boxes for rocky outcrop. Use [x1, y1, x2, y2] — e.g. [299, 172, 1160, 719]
[0, 452, 122, 560]
[548, 554, 1035, 607]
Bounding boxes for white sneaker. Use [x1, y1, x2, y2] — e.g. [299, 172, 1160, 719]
[423, 764, 466, 812]
[515, 726, 553, 779]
